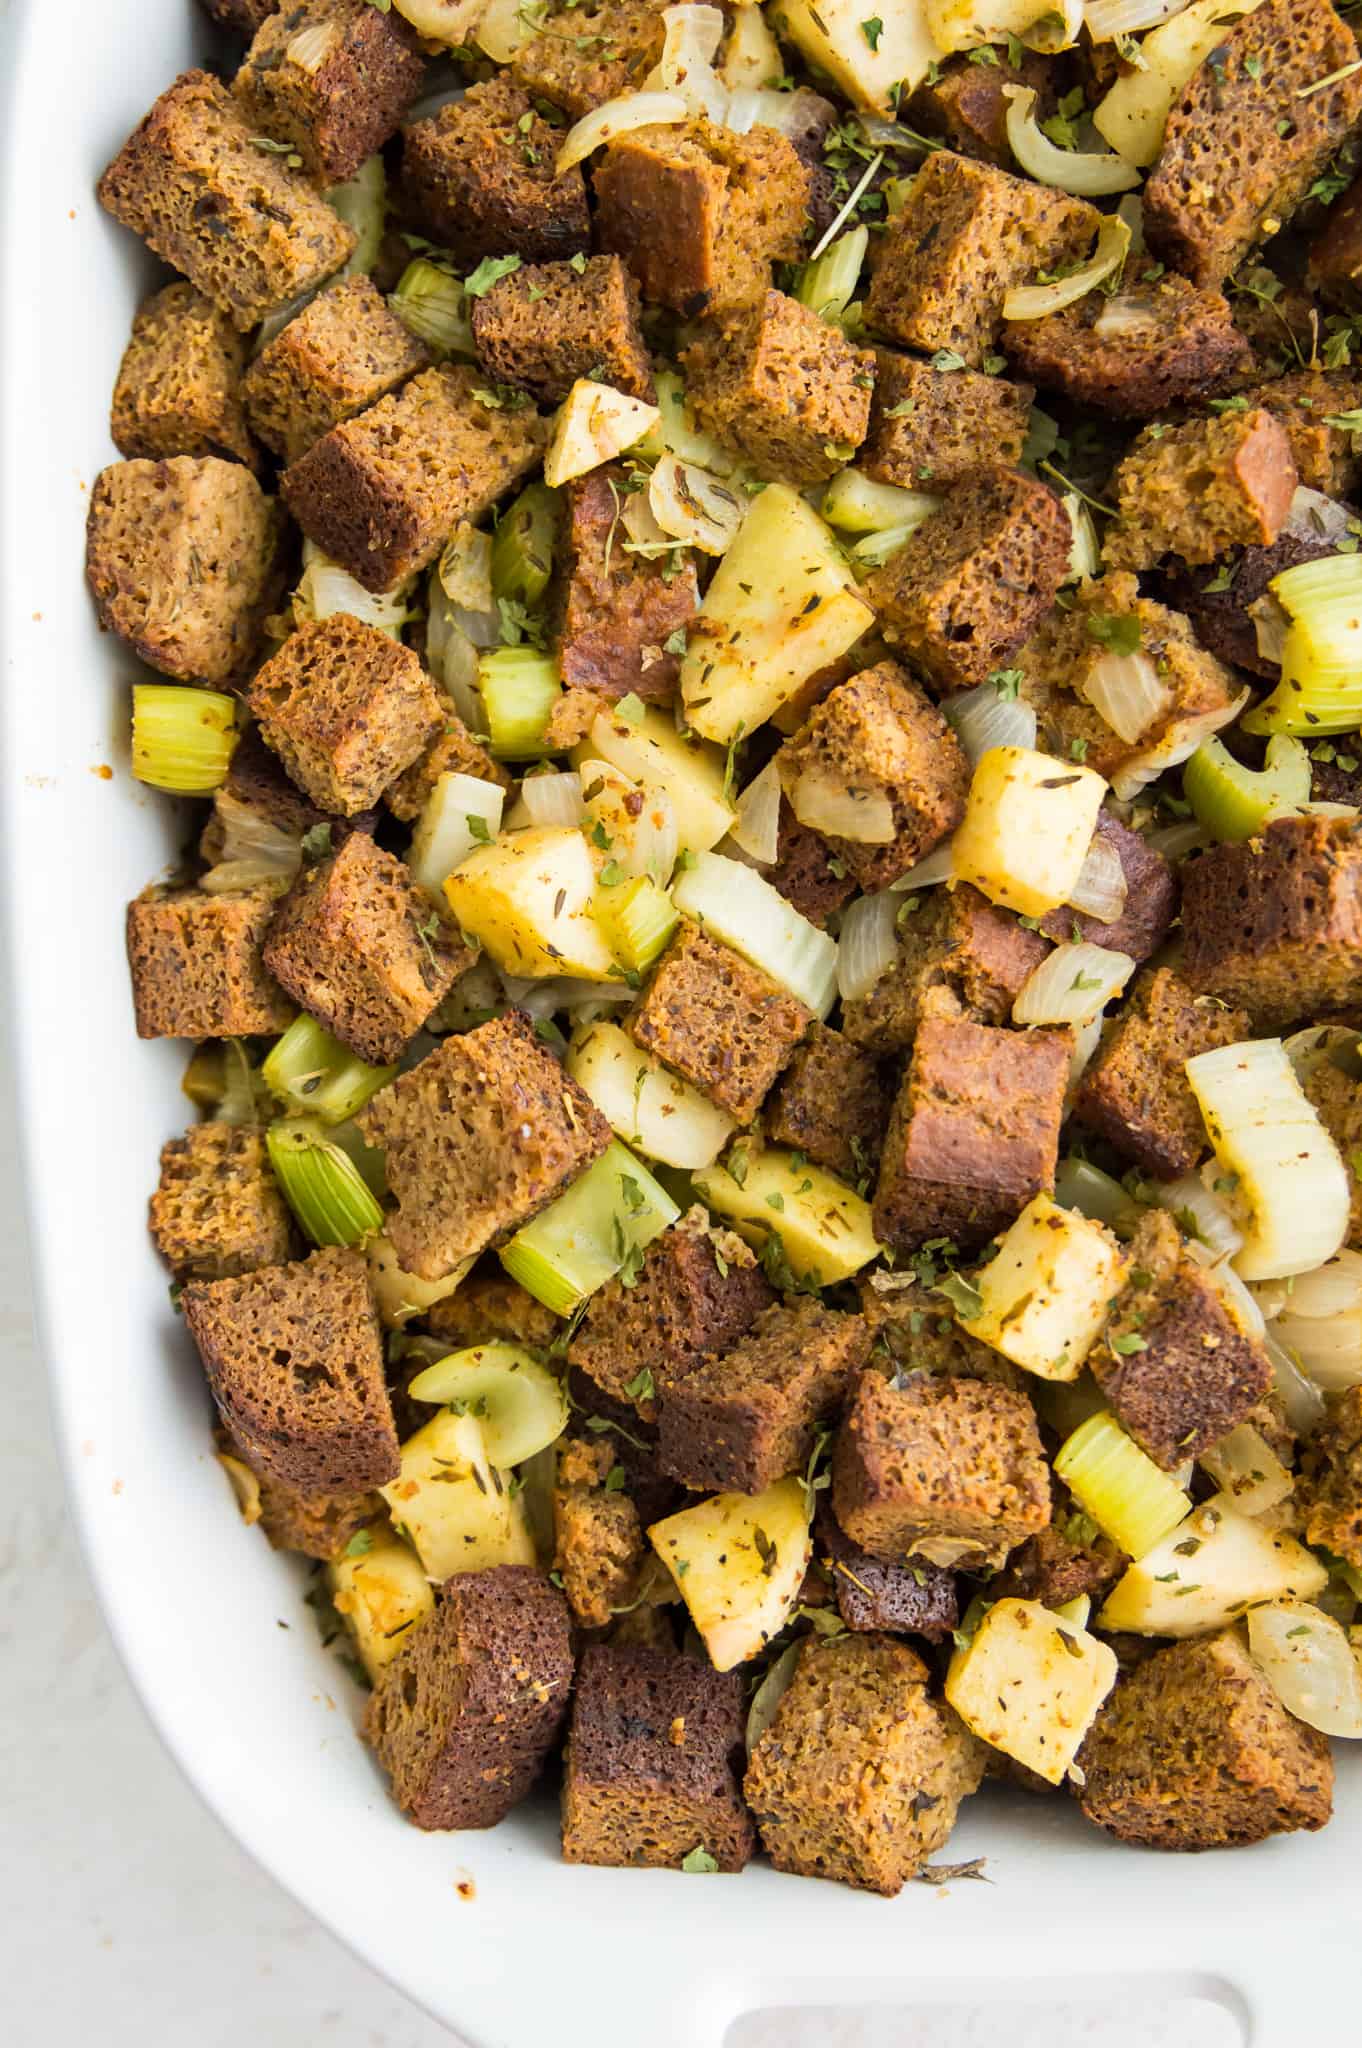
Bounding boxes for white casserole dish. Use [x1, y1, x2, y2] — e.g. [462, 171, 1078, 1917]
[0, 5, 1354, 2040]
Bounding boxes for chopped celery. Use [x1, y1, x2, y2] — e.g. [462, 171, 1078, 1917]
[794, 225, 868, 325]
[367, 1235, 472, 1330]
[181, 1040, 270, 1125]
[491, 481, 560, 608]
[327, 153, 386, 278]
[389, 257, 474, 357]
[266, 1117, 385, 1247]
[478, 646, 562, 759]
[262, 1016, 396, 1125]
[1053, 1156, 1141, 1234]
[499, 1138, 680, 1315]
[691, 1145, 879, 1286]
[1183, 733, 1311, 841]
[821, 467, 939, 537]
[1244, 554, 1362, 735]
[849, 521, 920, 569]
[672, 851, 838, 1016]
[131, 683, 238, 795]
[595, 875, 678, 974]
[406, 1341, 568, 1465]
[1054, 1411, 1191, 1559]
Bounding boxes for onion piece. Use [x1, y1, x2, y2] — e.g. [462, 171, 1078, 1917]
[1145, 818, 1212, 861]
[1151, 1171, 1245, 1261]
[200, 792, 303, 896]
[1272, 1249, 1362, 1391]
[500, 972, 634, 1020]
[556, 91, 690, 175]
[1283, 484, 1358, 549]
[580, 758, 679, 885]
[790, 766, 896, 844]
[1063, 493, 1101, 583]
[621, 489, 674, 555]
[1068, 1013, 1105, 1093]
[1109, 686, 1251, 802]
[1086, 0, 1188, 35]
[1267, 1330, 1329, 1434]
[649, 455, 746, 555]
[1283, 1023, 1362, 1086]
[943, 680, 1038, 764]
[648, 1, 727, 109]
[1003, 84, 1140, 195]
[438, 523, 495, 612]
[475, 0, 540, 59]
[1079, 648, 1169, 745]
[837, 891, 901, 1003]
[890, 839, 955, 891]
[1093, 293, 1162, 341]
[287, 21, 341, 70]
[1067, 832, 1129, 924]
[729, 759, 782, 865]
[1004, 215, 1131, 322]
[295, 548, 414, 638]
[509, 770, 584, 832]
[425, 580, 485, 731]
[1013, 941, 1135, 1029]
[1198, 1423, 1294, 1519]
[1247, 1601, 1362, 1738]
[393, 0, 487, 46]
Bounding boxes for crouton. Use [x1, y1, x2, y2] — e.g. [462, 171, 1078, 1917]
[1093, 1211, 1273, 1469]
[384, 695, 509, 823]
[763, 798, 857, 929]
[471, 254, 654, 405]
[512, 0, 669, 116]
[110, 282, 255, 468]
[399, 78, 590, 267]
[777, 663, 969, 889]
[1076, 966, 1251, 1178]
[680, 291, 874, 484]
[1156, 525, 1337, 680]
[744, 1631, 984, 1894]
[248, 615, 443, 816]
[218, 1429, 381, 1562]
[357, 1011, 613, 1279]
[1078, 1629, 1333, 1848]
[569, 1205, 773, 1417]
[425, 1268, 562, 1352]
[203, 726, 324, 851]
[1004, 269, 1252, 417]
[126, 885, 295, 1040]
[816, 1507, 960, 1639]
[842, 883, 1049, 1055]
[1244, 368, 1362, 498]
[1103, 408, 1298, 571]
[264, 832, 470, 1064]
[873, 1012, 1069, 1255]
[366, 1565, 573, 1828]
[764, 1024, 891, 1184]
[831, 1368, 1051, 1569]
[1300, 1386, 1362, 1566]
[1144, 0, 1362, 289]
[97, 70, 354, 330]
[554, 464, 700, 703]
[1037, 813, 1177, 964]
[234, 0, 426, 184]
[86, 456, 283, 684]
[552, 1433, 649, 1628]
[242, 276, 429, 465]
[856, 1274, 1025, 1391]
[904, 48, 1056, 168]
[864, 465, 1072, 693]
[150, 1122, 294, 1280]
[1302, 1059, 1362, 1248]
[562, 1643, 754, 1871]
[627, 921, 812, 1124]
[183, 1245, 398, 1494]
[1180, 814, 1362, 1029]
[566, 1371, 682, 1526]
[865, 150, 1102, 368]
[282, 363, 547, 593]
[657, 1298, 870, 1495]
[994, 1488, 1126, 1610]
[860, 348, 1031, 488]
[593, 119, 810, 319]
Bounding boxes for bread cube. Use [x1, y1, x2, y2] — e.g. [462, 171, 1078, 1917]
[552, 1434, 649, 1628]
[862, 348, 1030, 487]
[765, 799, 856, 930]
[555, 464, 700, 702]
[1076, 966, 1250, 1177]
[328, 1525, 435, 1679]
[946, 1597, 1117, 1786]
[856, 1276, 1025, 1391]
[242, 276, 429, 464]
[1300, 1384, 1362, 1568]
[764, 1024, 890, 1184]
[1037, 813, 1176, 964]
[234, 0, 427, 184]
[472, 254, 654, 405]
[953, 746, 1106, 919]
[681, 290, 874, 485]
[1302, 1061, 1362, 1250]
[511, 0, 670, 117]
[150, 1121, 294, 1280]
[220, 1436, 381, 1563]
[817, 1508, 960, 1639]
[1006, 268, 1250, 419]
[1103, 409, 1298, 572]
[627, 922, 812, 1125]
[127, 885, 294, 1040]
[904, 47, 1057, 166]
[110, 282, 255, 467]
[384, 696, 508, 824]
[842, 882, 1048, 1055]
[399, 76, 589, 266]
[1248, 368, 1362, 498]
[968, 1193, 1128, 1384]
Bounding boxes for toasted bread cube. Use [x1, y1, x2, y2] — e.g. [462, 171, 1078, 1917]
[86, 456, 282, 683]
[110, 282, 255, 467]
[969, 1193, 1128, 1383]
[511, 0, 669, 116]
[1077, 1630, 1333, 1848]
[817, 1507, 961, 1638]
[385, 695, 508, 823]
[555, 463, 700, 700]
[649, 1474, 812, 1670]
[281, 363, 547, 593]
[202, 725, 326, 850]
[97, 70, 353, 330]
[552, 1433, 649, 1627]
[765, 798, 857, 929]
[946, 1597, 1117, 1786]
[993, 1488, 1126, 1611]
[842, 882, 1048, 1055]
[1099, 1495, 1328, 1638]
[856, 1275, 1025, 1391]
[365, 1565, 573, 1828]
[248, 615, 443, 815]
[1248, 368, 1362, 499]
[234, 0, 426, 184]
[381, 1408, 536, 1579]
[1302, 1061, 1362, 1249]
[904, 47, 1056, 166]
[627, 921, 812, 1125]
[744, 1633, 984, 1895]
[861, 347, 1031, 487]
[472, 254, 654, 405]
[201, 0, 277, 32]
[764, 1024, 891, 1183]
[264, 833, 471, 1064]
[831, 1368, 1051, 1570]
[183, 1245, 398, 1495]
[127, 885, 294, 1040]
[1037, 813, 1176, 964]
[681, 290, 874, 485]
[220, 1436, 381, 1562]
[1103, 409, 1298, 573]
[1076, 966, 1250, 1177]
[425, 1269, 562, 1352]
[150, 1121, 294, 1280]
[1005, 268, 1251, 419]
[562, 1644, 754, 1871]
[328, 1524, 436, 1678]
[1300, 1384, 1362, 1568]
[242, 276, 429, 464]
[953, 745, 1106, 919]
[399, 76, 589, 266]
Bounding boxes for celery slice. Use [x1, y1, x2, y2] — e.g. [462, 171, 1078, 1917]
[327, 153, 386, 279]
[1054, 1411, 1190, 1559]
[671, 851, 838, 1016]
[1183, 733, 1311, 841]
[478, 647, 562, 759]
[821, 467, 939, 537]
[1244, 554, 1362, 735]
[262, 1016, 396, 1125]
[491, 481, 560, 608]
[595, 875, 678, 974]
[389, 257, 474, 357]
[131, 684, 238, 795]
[266, 1117, 384, 1247]
[406, 1341, 568, 1466]
[794, 226, 868, 325]
[499, 1138, 680, 1314]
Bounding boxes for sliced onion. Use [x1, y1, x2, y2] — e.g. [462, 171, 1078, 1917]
[1086, 0, 1188, 34]
[790, 766, 896, 844]
[1151, 1172, 1244, 1261]
[425, 582, 485, 731]
[200, 793, 304, 897]
[509, 770, 584, 831]
[1250, 594, 1291, 667]
[1067, 832, 1129, 925]
[1013, 941, 1135, 1028]
[500, 972, 634, 1019]
[1284, 485, 1357, 549]
[746, 1640, 801, 1755]
[394, 0, 487, 49]
[729, 759, 782, 865]
[1068, 1013, 1105, 1092]
[1198, 1424, 1294, 1519]
[889, 839, 955, 891]
[943, 680, 1038, 764]
[1003, 85, 1140, 196]
[1093, 294, 1162, 342]
[295, 550, 414, 637]
[438, 524, 495, 612]
[649, 455, 746, 555]
[1248, 1601, 1362, 1738]
[1064, 494, 1101, 583]
[1272, 1250, 1362, 1392]
[1109, 686, 1250, 802]
[556, 91, 690, 175]
[287, 21, 340, 70]
[1004, 215, 1131, 323]
[837, 891, 900, 1003]
[475, 0, 540, 61]
[1145, 818, 1212, 860]
[737, 84, 840, 146]
[1266, 1330, 1328, 1434]
[1283, 1024, 1362, 1086]
[1079, 648, 1169, 746]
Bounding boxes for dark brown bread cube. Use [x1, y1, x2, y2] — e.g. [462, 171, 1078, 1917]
[399, 77, 590, 267]
[264, 832, 470, 1064]
[764, 798, 856, 929]
[1180, 814, 1362, 1029]
[1038, 812, 1177, 964]
[565, 1371, 681, 1528]
[183, 1245, 398, 1494]
[1093, 1211, 1273, 1469]
[993, 1488, 1125, 1610]
[552, 1434, 649, 1628]
[200, 0, 278, 34]
[111, 283, 255, 468]
[860, 349, 1031, 488]
[1246, 368, 1362, 499]
[1076, 967, 1251, 1178]
[777, 663, 969, 889]
[562, 1644, 753, 1871]
[357, 1011, 613, 1279]
[282, 363, 547, 593]
[555, 465, 700, 703]
[627, 921, 812, 1124]
[1300, 1384, 1362, 1567]
[831, 1369, 1051, 1570]
[816, 1507, 959, 1639]
[594, 119, 810, 319]
[657, 1298, 871, 1495]
[1303, 1058, 1362, 1249]
[765, 1024, 891, 1184]
[681, 291, 874, 484]
[864, 465, 1071, 693]
[1103, 408, 1298, 571]
[1144, 0, 1362, 288]
[471, 254, 654, 404]
[857, 1275, 1024, 1391]
[1078, 1629, 1333, 1849]
[248, 614, 443, 815]
[366, 1565, 573, 1829]
[234, 0, 426, 184]
[127, 885, 295, 1040]
[150, 1122, 294, 1280]
[904, 48, 1056, 167]
[242, 276, 429, 465]
[384, 695, 509, 823]
[1157, 526, 1337, 681]
[873, 1014, 1068, 1256]
[512, 0, 668, 116]
[218, 1429, 381, 1562]
[1004, 269, 1251, 417]
[97, 70, 353, 330]
[569, 1204, 773, 1417]
[842, 882, 1049, 1055]
[86, 456, 282, 684]
[425, 1268, 562, 1351]
[865, 150, 1102, 368]
[744, 1631, 983, 1895]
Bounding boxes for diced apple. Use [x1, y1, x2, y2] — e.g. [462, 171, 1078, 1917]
[327, 1525, 436, 1679]
[967, 1193, 1127, 1381]
[573, 706, 733, 856]
[777, 0, 936, 113]
[1099, 1494, 1328, 1639]
[443, 825, 617, 979]
[543, 379, 660, 487]
[692, 1145, 880, 1286]
[380, 1408, 536, 1581]
[649, 1475, 812, 1670]
[952, 746, 1107, 918]
[945, 1597, 1118, 1785]
[567, 1019, 735, 1169]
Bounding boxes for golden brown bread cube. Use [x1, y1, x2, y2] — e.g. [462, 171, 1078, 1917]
[1076, 966, 1251, 1178]
[110, 283, 256, 468]
[1299, 1384, 1362, 1568]
[552, 1434, 649, 1629]
[242, 276, 429, 465]
[126, 886, 295, 1041]
[512, 0, 669, 116]
[383, 696, 509, 824]
[764, 1024, 891, 1184]
[861, 348, 1031, 487]
[471, 254, 654, 405]
[1003, 268, 1251, 418]
[555, 464, 700, 703]
[627, 921, 812, 1125]
[681, 290, 874, 484]
[150, 1122, 294, 1280]
[841, 882, 1048, 1056]
[399, 76, 590, 268]
[233, 0, 427, 185]
[1102, 408, 1298, 571]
